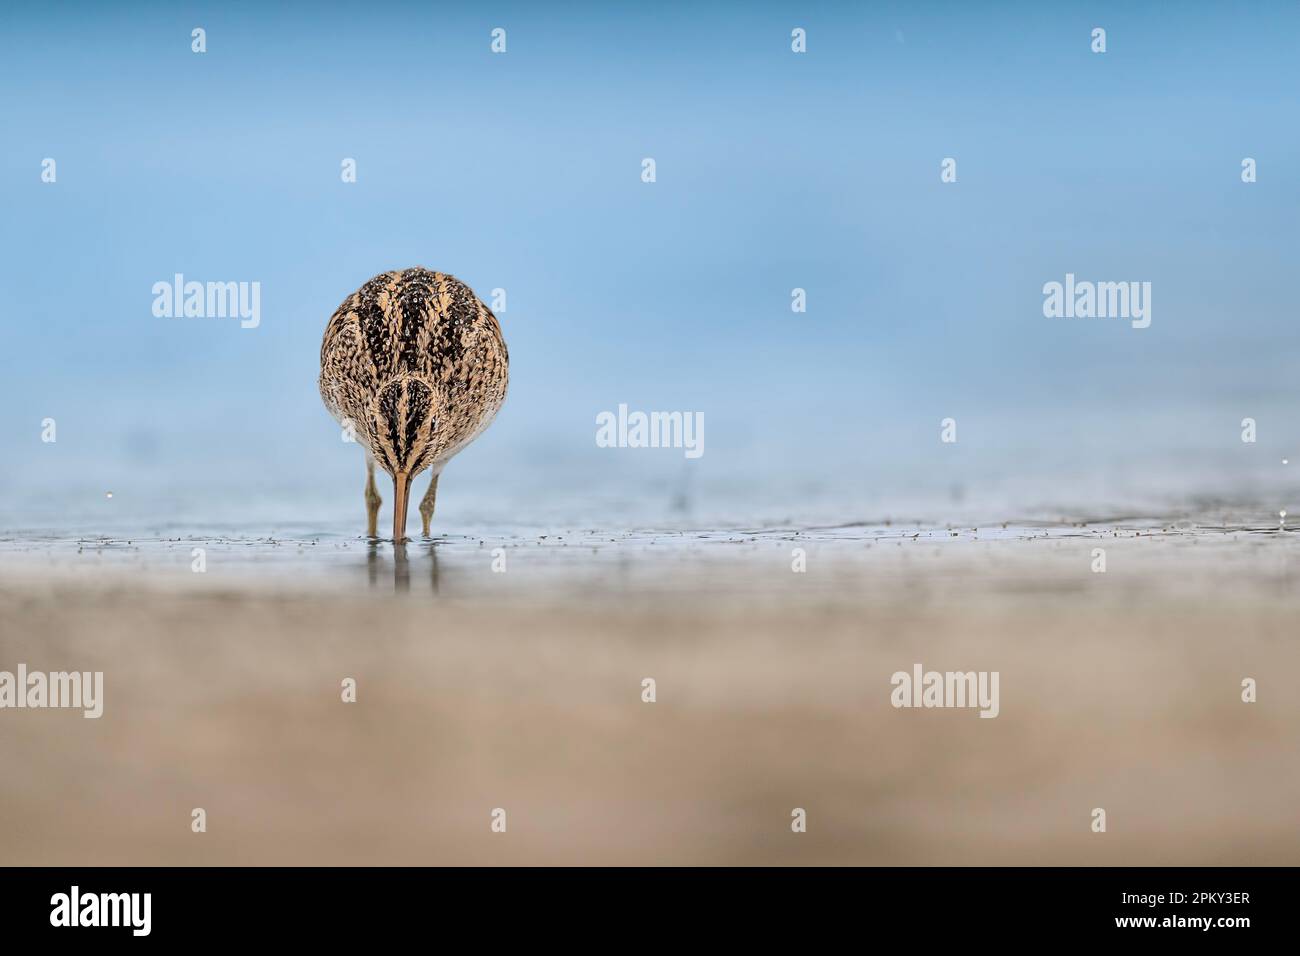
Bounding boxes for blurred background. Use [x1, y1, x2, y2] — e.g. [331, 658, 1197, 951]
[2, 0, 1298, 529]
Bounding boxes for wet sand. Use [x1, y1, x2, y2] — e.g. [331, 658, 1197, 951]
[1, 517, 1297, 865]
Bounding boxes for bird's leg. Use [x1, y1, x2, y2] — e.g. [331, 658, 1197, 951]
[419, 473, 439, 537]
[392, 471, 412, 543]
[364, 455, 382, 538]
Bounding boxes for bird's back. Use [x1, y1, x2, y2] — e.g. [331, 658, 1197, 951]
[319, 267, 508, 477]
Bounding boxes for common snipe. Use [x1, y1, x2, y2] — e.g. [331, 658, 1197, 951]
[319, 267, 508, 541]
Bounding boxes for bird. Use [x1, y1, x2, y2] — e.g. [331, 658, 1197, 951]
[319, 267, 508, 541]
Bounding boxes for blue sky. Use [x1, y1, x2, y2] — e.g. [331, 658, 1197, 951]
[2, 1, 1298, 526]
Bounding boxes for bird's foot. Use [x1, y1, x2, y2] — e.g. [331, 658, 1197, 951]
[418, 474, 439, 537]
[364, 468, 382, 538]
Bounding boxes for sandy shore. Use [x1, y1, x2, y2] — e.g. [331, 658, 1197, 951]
[1, 519, 1297, 865]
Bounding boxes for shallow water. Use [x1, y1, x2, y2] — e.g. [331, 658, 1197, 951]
[2, 511, 1296, 603]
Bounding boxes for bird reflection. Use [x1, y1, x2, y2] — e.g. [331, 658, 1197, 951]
[365, 538, 440, 594]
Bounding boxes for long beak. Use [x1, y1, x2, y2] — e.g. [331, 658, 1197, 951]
[392, 471, 411, 543]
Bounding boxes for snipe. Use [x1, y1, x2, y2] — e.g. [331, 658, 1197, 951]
[319, 267, 508, 541]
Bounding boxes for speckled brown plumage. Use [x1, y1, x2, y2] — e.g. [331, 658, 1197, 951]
[319, 267, 508, 540]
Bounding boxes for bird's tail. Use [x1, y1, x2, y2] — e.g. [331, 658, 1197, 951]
[370, 374, 438, 542]
[371, 374, 437, 473]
